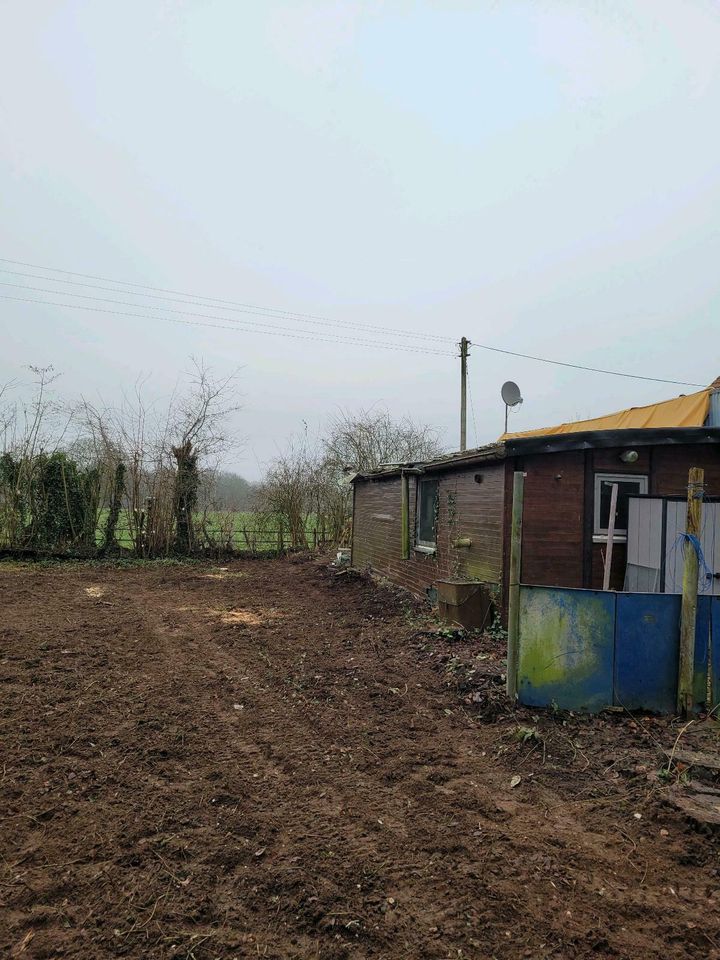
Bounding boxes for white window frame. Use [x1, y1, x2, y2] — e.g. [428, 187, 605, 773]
[593, 473, 648, 540]
[415, 477, 439, 550]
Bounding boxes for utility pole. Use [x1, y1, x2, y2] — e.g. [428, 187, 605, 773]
[459, 337, 469, 452]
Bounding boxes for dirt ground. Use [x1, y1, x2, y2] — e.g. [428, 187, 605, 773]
[1, 557, 719, 960]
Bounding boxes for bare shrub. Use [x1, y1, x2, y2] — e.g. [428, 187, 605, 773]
[79, 361, 241, 556]
[259, 408, 443, 551]
[260, 439, 318, 549]
[324, 407, 443, 474]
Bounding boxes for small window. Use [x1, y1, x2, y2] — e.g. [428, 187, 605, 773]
[593, 473, 648, 537]
[416, 478, 439, 547]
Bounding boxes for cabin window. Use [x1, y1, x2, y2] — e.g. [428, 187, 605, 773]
[593, 473, 648, 538]
[416, 478, 439, 549]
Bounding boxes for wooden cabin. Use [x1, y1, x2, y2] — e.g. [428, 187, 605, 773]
[350, 383, 720, 623]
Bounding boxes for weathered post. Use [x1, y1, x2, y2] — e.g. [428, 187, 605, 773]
[459, 337, 469, 452]
[678, 467, 704, 715]
[506, 471, 525, 701]
[602, 482, 619, 591]
[400, 472, 410, 560]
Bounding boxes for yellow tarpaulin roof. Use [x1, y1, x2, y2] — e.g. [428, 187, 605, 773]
[500, 387, 712, 441]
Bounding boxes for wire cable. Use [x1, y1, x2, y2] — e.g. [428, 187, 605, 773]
[467, 341, 704, 387]
[0, 267, 454, 345]
[0, 279, 457, 353]
[0, 259, 453, 343]
[0, 293, 456, 356]
[0, 256, 707, 386]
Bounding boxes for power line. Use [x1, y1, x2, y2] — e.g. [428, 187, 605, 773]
[0, 281, 455, 355]
[0, 293, 455, 356]
[469, 343, 704, 386]
[0, 260, 454, 344]
[0, 256, 707, 387]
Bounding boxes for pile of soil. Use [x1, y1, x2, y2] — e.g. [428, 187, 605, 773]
[1, 557, 718, 959]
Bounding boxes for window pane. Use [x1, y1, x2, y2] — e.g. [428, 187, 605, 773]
[599, 478, 644, 531]
[418, 480, 438, 543]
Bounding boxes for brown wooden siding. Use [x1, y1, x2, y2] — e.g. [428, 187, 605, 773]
[651, 444, 720, 496]
[351, 462, 505, 599]
[353, 441, 720, 606]
[519, 451, 585, 588]
[520, 444, 720, 592]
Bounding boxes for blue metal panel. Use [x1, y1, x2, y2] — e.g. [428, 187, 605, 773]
[517, 586, 615, 712]
[693, 595, 712, 709]
[711, 597, 720, 711]
[611, 594, 710, 713]
[615, 594, 680, 713]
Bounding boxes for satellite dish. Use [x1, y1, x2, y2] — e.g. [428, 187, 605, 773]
[501, 381, 523, 407]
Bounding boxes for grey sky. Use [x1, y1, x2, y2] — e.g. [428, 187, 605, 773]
[2, 1, 719, 479]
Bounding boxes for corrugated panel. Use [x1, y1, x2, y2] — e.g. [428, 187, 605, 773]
[664, 501, 720, 596]
[517, 586, 615, 712]
[664, 501, 685, 593]
[702, 503, 720, 597]
[709, 391, 720, 427]
[625, 498, 663, 592]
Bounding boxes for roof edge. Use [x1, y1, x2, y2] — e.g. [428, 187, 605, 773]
[506, 426, 720, 456]
[351, 427, 720, 482]
[350, 441, 506, 482]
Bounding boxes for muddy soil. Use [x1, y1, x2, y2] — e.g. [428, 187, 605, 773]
[1, 557, 719, 960]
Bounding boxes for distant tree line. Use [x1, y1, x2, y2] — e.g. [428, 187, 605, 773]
[211, 471, 259, 511]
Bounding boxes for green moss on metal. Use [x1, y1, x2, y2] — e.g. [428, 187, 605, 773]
[518, 590, 613, 687]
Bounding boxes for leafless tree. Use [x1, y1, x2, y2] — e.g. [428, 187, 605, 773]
[260, 408, 443, 550]
[260, 437, 319, 549]
[323, 407, 443, 475]
[78, 361, 242, 555]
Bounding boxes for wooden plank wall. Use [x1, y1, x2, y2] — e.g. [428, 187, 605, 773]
[519, 443, 720, 592]
[517, 451, 586, 589]
[352, 441, 720, 609]
[351, 462, 506, 600]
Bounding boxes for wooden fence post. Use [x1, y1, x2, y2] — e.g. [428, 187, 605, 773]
[678, 466, 704, 715]
[506, 471, 525, 701]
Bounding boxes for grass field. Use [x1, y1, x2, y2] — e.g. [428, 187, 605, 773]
[99, 509, 326, 552]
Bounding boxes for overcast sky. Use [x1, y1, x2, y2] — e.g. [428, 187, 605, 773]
[2, 1, 719, 478]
